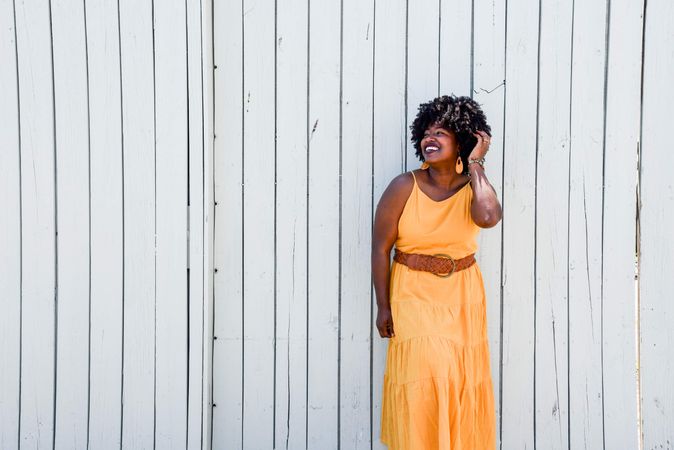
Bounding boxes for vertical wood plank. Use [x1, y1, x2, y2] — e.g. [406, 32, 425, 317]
[473, 0, 506, 445]
[86, 0, 125, 446]
[240, 0, 276, 448]
[307, 0, 341, 447]
[154, 0, 189, 447]
[601, 0, 642, 447]
[406, 0, 440, 170]
[439, 0, 471, 96]
[371, 1, 407, 447]
[340, 0, 374, 447]
[200, 0, 215, 446]
[0, 0, 21, 445]
[52, 0, 91, 446]
[274, 0, 309, 447]
[500, 0, 538, 447]
[212, 0, 244, 445]
[640, 0, 674, 447]
[567, 1, 608, 448]
[118, 0, 156, 446]
[15, 0, 57, 446]
[86, 0, 124, 446]
[533, 0, 572, 448]
[187, 0, 207, 447]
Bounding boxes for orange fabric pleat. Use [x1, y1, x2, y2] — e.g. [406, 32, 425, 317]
[380, 171, 496, 450]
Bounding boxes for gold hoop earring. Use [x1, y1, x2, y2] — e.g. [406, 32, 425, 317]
[421, 162, 430, 170]
[455, 156, 464, 174]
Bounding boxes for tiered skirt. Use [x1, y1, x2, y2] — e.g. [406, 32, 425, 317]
[381, 263, 495, 450]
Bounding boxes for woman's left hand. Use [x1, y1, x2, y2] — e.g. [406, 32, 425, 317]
[469, 130, 492, 160]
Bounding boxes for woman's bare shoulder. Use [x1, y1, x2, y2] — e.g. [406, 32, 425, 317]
[382, 171, 414, 201]
[376, 172, 414, 214]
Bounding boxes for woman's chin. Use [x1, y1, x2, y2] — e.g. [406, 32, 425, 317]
[423, 157, 448, 165]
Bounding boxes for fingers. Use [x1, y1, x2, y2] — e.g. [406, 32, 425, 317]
[472, 130, 492, 147]
[385, 320, 395, 338]
[473, 130, 491, 140]
[377, 320, 395, 338]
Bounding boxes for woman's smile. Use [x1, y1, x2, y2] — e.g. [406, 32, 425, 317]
[423, 144, 440, 156]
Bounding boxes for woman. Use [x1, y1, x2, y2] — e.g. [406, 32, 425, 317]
[373, 95, 502, 449]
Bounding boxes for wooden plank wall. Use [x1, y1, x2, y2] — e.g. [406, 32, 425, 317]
[0, 0, 213, 449]
[211, 0, 671, 449]
[3, 0, 674, 449]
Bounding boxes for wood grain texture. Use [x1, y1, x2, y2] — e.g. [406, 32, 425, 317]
[15, 0, 57, 446]
[534, 0, 572, 448]
[274, 0, 309, 448]
[500, 0, 539, 447]
[439, 0, 472, 96]
[212, 0, 244, 446]
[0, 0, 21, 446]
[118, 0, 156, 446]
[306, 0, 342, 447]
[187, 0, 207, 447]
[86, 0, 125, 447]
[640, 0, 674, 448]
[601, 0, 641, 447]
[52, 0, 91, 446]
[154, 0, 189, 447]
[241, 1, 277, 448]
[340, 0, 375, 447]
[86, 1, 124, 448]
[199, 0, 216, 447]
[472, 0, 506, 446]
[567, 1, 608, 448]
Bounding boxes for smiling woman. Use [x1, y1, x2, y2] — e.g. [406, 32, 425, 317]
[411, 95, 491, 176]
[372, 95, 502, 449]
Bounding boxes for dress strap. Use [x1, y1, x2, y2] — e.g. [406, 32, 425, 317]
[410, 170, 418, 186]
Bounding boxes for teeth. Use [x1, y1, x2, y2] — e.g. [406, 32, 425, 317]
[426, 146, 439, 151]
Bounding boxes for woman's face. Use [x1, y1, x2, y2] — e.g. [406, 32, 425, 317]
[420, 123, 459, 163]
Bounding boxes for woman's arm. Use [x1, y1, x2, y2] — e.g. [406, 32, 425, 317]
[468, 130, 502, 228]
[468, 163, 502, 228]
[372, 173, 413, 338]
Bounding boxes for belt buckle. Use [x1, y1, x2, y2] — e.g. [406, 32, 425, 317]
[431, 253, 456, 278]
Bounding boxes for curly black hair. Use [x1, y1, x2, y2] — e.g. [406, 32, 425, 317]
[410, 95, 491, 174]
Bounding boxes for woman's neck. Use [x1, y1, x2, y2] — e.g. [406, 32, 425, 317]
[425, 165, 465, 189]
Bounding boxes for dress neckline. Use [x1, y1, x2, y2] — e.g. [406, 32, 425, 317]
[412, 171, 471, 203]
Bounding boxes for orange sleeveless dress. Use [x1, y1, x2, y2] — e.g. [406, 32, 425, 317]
[380, 170, 496, 449]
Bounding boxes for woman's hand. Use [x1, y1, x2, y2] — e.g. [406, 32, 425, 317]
[376, 307, 395, 338]
[468, 130, 492, 160]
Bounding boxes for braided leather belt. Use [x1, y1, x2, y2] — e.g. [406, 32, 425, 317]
[393, 249, 476, 278]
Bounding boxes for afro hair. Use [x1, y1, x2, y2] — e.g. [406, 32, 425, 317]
[410, 95, 491, 173]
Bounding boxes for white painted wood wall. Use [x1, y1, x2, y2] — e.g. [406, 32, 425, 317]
[2, 1, 674, 450]
[211, 0, 672, 449]
[0, 0, 213, 448]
